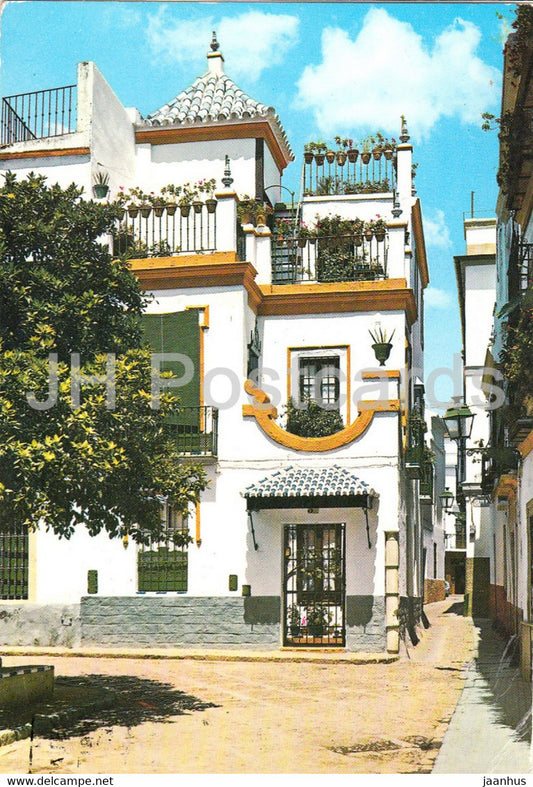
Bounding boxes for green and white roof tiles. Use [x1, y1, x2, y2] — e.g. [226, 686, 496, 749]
[243, 465, 376, 500]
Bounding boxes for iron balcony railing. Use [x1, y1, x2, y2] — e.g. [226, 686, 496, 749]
[1, 84, 77, 146]
[481, 446, 520, 494]
[303, 151, 395, 197]
[166, 406, 218, 457]
[272, 233, 388, 285]
[405, 413, 425, 470]
[519, 240, 533, 293]
[113, 203, 218, 258]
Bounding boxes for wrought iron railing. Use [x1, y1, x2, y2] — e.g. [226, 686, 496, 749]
[272, 233, 388, 284]
[303, 152, 395, 197]
[519, 240, 533, 293]
[113, 203, 218, 258]
[1, 85, 76, 145]
[405, 413, 425, 469]
[481, 446, 520, 494]
[166, 406, 218, 457]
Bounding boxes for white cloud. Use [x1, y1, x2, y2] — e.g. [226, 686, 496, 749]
[296, 8, 500, 139]
[425, 287, 453, 309]
[423, 209, 452, 250]
[147, 9, 299, 82]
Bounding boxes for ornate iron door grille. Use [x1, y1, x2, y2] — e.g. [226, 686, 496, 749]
[0, 524, 29, 600]
[283, 523, 346, 647]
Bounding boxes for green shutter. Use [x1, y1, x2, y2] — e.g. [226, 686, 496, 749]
[142, 310, 200, 428]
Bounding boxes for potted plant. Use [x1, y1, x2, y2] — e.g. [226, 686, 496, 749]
[369, 326, 395, 366]
[373, 131, 384, 160]
[325, 147, 336, 164]
[347, 139, 359, 163]
[161, 184, 180, 215]
[314, 141, 327, 166]
[307, 606, 329, 638]
[383, 138, 396, 161]
[363, 221, 374, 241]
[179, 182, 199, 217]
[297, 222, 310, 247]
[360, 136, 374, 165]
[288, 604, 301, 637]
[237, 195, 258, 225]
[334, 136, 350, 166]
[93, 170, 109, 199]
[303, 142, 315, 165]
[201, 178, 218, 214]
[373, 217, 387, 242]
[149, 193, 166, 217]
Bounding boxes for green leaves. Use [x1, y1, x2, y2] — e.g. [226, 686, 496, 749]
[0, 174, 206, 541]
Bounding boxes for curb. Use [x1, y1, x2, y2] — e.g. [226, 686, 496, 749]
[0, 691, 116, 748]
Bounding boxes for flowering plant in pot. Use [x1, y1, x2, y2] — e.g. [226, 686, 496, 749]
[237, 195, 258, 225]
[369, 326, 395, 366]
[307, 606, 331, 638]
[334, 136, 351, 166]
[179, 182, 199, 216]
[303, 142, 316, 164]
[149, 192, 167, 217]
[373, 216, 387, 241]
[314, 140, 327, 166]
[274, 217, 294, 243]
[288, 604, 301, 637]
[161, 184, 181, 215]
[199, 178, 218, 213]
[297, 222, 311, 247]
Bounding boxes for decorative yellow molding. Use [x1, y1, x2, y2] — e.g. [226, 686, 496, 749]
[518, 429, 533, 460]
[243, 380, 399, 452]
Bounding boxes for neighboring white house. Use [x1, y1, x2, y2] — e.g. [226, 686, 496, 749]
[0, 36, 441, 652]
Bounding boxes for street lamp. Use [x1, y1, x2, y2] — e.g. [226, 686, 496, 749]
[442, 400, 475, 442]
[439, 488, 455, 511]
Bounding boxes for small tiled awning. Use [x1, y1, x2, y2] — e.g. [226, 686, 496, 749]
[243, 465, 376, 510]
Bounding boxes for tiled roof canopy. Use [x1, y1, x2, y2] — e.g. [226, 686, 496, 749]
[243, 465, 376, 509]
[142, 33, 293, 162]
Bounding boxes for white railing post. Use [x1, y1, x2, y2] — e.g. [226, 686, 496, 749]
[214, 191, 238, 252]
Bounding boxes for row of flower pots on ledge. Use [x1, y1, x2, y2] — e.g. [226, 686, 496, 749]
[303, 133, 397, 167]
[274, 215, 388, 246]
[92, 175, 219, 218]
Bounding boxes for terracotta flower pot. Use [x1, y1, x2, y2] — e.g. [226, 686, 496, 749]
[128, 206, 139, 218]
[336, 151, 347, 166]
[372, 146, 383, 160]
[364, 229, 373, 241]
[192, 200, 203, 214]
[315, 153, 325, 166]
[384, 149, 394, 161]
[205, 198, 217, 214]
[361, 152, 371, 165]
[166, 204, 177, 216]
[375, 230, 386, 242]
[304, 151, 314, 164]
[347, 149, 359, 163]
[140, 204, 151, 218]
[154, 207, 164, 217]
[325, 150, 335, 164]
[180, 204, 191, 218]
[297, 237, 307, 248]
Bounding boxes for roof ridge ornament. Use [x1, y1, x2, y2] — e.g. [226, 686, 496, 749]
[399, 115, 410, 143]
[210, 31, 220, 52]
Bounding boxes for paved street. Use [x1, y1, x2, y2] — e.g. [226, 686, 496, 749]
[0, 598, 529, 774]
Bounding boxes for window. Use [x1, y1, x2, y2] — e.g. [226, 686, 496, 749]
[296, 524, 343, 604]
[138, 504, 189, 592]
[0, 525, 29, 600]
[299, 356, 340, 408]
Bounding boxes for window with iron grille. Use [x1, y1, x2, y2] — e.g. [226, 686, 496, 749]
[296, 524, 343, 604]
[138, 505, 188, 592]
[0, 525, 29, 600]
[299, 356, 340, 408]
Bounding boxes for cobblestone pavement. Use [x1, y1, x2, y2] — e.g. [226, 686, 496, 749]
[0, 598, 483, 774]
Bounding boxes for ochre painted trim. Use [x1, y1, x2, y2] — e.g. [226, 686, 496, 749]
[518, 429, 533, 460]
[257, 279, 417, 324]
[135, 118, 292, 172]
[130, 254, 263, 310]
[243, 380, 399, 452]
[494, 474, 518, 501]
[0, 146, 90, 161]
[362, 370, 401, 380]
[131, 259, 417, 323]
[195, 502, 201, 547]
[412, 200, 430, 289]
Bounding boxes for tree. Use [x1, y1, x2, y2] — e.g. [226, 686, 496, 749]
[0, 172, 205, 543]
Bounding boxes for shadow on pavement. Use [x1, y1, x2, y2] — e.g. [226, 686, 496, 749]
[473, 618, 532, 744]
[0, 674, 220, 740]
[442, 600, 465, 616]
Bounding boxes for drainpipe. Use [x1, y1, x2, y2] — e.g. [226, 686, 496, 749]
[385, 530, 400, 653]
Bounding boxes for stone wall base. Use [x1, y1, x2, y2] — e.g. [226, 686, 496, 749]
[0, 604, 80, 647]
[345, 596, 386, 652]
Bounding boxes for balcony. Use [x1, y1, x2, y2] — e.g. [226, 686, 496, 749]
[481, 446, 520, 493]
[166, 406, 218, 457]
[1, 85, 77, 146]
[272, 233, 387, 285]
[113, 202, 218, 257]
[302, 140, 396, 198]
[519, 240, 533, 294]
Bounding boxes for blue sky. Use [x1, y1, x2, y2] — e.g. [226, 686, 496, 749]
[0, 2, 510, 405]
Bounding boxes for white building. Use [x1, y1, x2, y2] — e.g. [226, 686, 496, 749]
[0, 37, 439, 652]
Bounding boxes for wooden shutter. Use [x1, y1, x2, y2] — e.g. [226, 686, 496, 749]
[142, 310, 200, 428]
